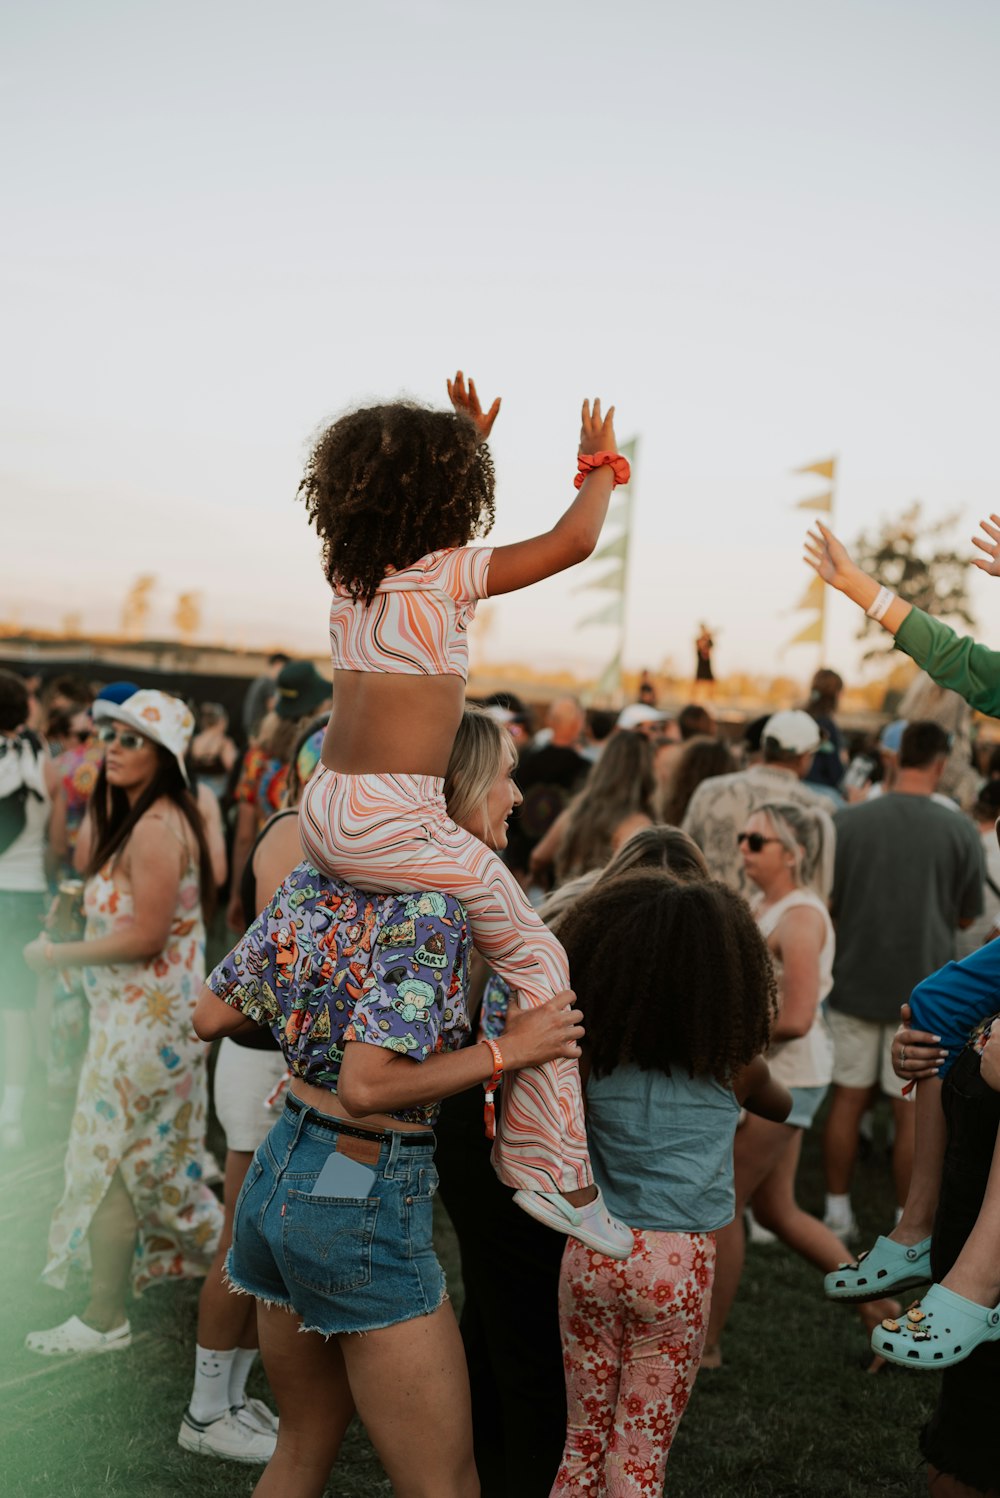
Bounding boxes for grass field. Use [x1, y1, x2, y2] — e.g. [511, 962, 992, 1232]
[0, 1094, 936, 1498]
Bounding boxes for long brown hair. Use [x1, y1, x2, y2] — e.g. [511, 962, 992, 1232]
[86, 748, 217, 917]
[555, 731, 655, 884]
[659, 736, 735, 826]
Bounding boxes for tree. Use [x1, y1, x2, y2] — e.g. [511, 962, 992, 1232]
[852, 502, 975, 659]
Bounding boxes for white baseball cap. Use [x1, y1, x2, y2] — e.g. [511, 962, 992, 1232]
[93, 689, 195, 784]
[761, 710, 821, 755]
[616, 704, 666, 731]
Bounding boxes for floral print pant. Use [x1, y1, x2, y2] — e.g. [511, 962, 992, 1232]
[552, 1228, 716, 1497]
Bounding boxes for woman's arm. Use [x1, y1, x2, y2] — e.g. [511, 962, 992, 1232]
[805, 519, 1000, 717]
[803, 522, 913, 634]
[196, 782, 228, 887]
[25, 816, 182, 972]
[46, 784, 69, 882]
[336, 990, 584, 1117]
[485, 401, 621, 597]
[227, 801, 257, 931]
[770, 905, 825, 1042]
[732, 1054, 793, 1122]
[193, 982, 262, 1038]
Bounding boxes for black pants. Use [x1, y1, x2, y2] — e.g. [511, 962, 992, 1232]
[435, 1082, 567, 1498]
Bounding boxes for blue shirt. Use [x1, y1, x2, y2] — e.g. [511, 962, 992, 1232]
[585, 1063, 740, 1232]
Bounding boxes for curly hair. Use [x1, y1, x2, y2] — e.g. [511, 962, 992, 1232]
[298, 402, 496, 602]
[658, 735, 735, 826]
[555, 731, 656, 884]
[558, 871, 776, 1083]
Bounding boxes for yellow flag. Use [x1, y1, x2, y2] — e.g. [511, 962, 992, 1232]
[795, 490, 834, 512]
[794, 457, 837, 481]
[787, 615, 824, 647]
[794, 576, 826, 613]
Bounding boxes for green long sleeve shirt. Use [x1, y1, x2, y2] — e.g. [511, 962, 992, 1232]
[895, 607, 1000, 719]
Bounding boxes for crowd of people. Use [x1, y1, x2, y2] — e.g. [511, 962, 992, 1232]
[6, 377, 1000, 1497]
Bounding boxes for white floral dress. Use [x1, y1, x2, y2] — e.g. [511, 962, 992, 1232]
[43, 837, 222, 1294]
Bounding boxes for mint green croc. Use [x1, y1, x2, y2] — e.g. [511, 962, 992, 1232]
[871, 1284, 1000, 1369]
[824, 1234, 931, 1303]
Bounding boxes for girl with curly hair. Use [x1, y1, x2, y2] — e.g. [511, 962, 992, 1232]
[296, 373, 632, 1256]
[552, 871, 790, 1497]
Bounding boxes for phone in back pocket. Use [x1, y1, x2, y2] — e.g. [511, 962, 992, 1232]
[309, 1151, 377, 1198]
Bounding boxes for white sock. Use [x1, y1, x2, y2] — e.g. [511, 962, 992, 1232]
[0, 1085, 26, 1126]
[228, 1347, 257, 1409]
[825, 1192, 852, 1221]
[189, 1345, 236, 1423]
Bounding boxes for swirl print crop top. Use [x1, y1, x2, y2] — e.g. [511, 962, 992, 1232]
[329, 546, 494, 681]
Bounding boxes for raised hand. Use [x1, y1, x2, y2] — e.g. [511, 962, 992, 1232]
[803, 520, 857, 591]
[579, 398, 617, 457]
[971, 515, 1000, 577]
[446, 370, 501, 441]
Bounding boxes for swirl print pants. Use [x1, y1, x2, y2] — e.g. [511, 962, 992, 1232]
[552, 1229, 716, 1497]
[300, 767, 593, 1193]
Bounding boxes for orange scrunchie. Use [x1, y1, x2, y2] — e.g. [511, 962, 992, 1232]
[574, 450, 631, 490]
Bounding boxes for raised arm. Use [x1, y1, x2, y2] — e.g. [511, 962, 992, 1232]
[805, 518, 1000, 718]
[486, 399, 623, 597]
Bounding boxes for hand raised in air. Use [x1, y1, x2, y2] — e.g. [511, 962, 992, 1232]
[971, 515, 1000, 578]
[447, 370, 501, 441]
[579, 398, 618, 457]
[803, 520, 856, 591]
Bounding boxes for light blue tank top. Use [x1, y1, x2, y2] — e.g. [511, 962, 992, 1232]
[585, 1063, 740, 1232]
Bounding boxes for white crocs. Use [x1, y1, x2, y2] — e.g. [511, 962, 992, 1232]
[513, 1187, 635, 1259]
[25, 1315, 132, 1357]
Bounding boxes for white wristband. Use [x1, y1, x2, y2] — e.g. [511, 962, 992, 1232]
[866, 586, 895, 623]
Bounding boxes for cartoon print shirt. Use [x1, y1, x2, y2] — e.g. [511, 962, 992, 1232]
[206, 860, 472, 1125]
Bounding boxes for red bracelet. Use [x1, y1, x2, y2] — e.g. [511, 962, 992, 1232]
[481, 1038, 504, 1140]
[574, 450, 631, 490]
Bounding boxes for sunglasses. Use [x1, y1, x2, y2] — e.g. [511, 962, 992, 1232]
[737, 832, 781, 852]
[97, 725, 148, 751]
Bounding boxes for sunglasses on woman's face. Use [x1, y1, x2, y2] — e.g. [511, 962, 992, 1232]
[97, 725, 147, 751]
[736, 831, 780, 852]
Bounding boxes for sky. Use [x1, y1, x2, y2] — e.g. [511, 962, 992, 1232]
[3, 0, 1000, 688]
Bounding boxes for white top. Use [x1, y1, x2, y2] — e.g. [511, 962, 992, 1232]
[755, 887, 835, 1089]
[0, 732, 50, 893]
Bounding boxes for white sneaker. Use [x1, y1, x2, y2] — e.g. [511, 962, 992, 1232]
[823, 1211, 859, 1242]
[178, 1406, 277, 1463]
[234, 1396, 278, 1435]
[25, 1315, 131, 1357]
[745, 1208, 778, 1246]
[513, 1187, 635, 1260]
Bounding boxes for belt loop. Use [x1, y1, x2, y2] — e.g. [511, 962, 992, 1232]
[283, 1097, 310, 1166]
[385, 1129, 402, 1178]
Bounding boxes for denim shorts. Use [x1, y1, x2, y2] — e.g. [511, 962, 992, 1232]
[227, 1094, 445, 1335]
[785, 1084, 828, 1130]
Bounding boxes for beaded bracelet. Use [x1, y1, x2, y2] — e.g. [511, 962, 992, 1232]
[481, 1038, 504, 1140]
[574, 451, 631, 491]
